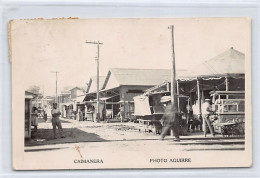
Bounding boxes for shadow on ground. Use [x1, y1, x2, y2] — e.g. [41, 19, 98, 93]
[25, 128, 106, 146]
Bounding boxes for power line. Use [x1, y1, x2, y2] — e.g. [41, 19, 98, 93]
[51, 71, 59, 103]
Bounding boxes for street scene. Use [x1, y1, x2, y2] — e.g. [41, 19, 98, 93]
[24, 46, 246, 153]
[11, 18, 250, 169]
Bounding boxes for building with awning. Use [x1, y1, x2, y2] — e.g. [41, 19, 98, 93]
[84, 68, 187, 121]
[185, 47, 244, 79]
[134, 81, 189, 117]
[176, 47, 245, 111]
[25, 91, 38, 139]
[140, 47, 245, 120]
[86, 76, 106, 93]
[133, 47, 245, 134]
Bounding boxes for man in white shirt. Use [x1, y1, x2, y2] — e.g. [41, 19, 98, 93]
[201, 99, 214, 137]
[51, 103, 65, 139]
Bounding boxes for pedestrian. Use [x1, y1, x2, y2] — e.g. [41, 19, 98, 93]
[43, 105, 48, 121]
[201, 99, 215, 137]
[186, 104, 194, 132]
[51, 103, 65, 139]
[31, 106, 38, 131]
[46, 105, 52, 122]
[160, 103, 180, 142]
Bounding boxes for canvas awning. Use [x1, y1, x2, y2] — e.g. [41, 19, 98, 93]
[133, 95, 151, 116]
[178, 47, 245, 81]
[25, 95, 34, 99]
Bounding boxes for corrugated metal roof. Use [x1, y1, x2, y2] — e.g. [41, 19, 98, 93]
[87, 76, 106, 93]
[107, 68, 187, 87]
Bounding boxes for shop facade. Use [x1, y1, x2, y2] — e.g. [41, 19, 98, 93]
[83, 68, 187, 122]
[25, 91, 38, 139]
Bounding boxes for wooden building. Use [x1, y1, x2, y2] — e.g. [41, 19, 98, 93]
[84, 68, 187, 121]
[177, 47, 245, 115]
[133, 47, 245, 135]
[25, 91, 38, 139]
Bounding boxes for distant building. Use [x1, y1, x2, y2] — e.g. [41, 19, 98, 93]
[57, 91, 71, 104]
[70, 87, 85, 100]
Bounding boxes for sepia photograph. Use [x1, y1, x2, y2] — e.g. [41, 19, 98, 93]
[10, 18, 251, 169]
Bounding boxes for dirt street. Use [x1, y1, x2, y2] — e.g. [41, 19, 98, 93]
[25, 117, 244, 153]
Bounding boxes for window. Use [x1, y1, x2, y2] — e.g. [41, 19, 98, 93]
[126, 90, 143, 93]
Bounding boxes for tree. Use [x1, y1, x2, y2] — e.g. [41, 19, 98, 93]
[27, 85, 41, 95]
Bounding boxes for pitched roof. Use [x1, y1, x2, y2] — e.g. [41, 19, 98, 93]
[87, 76, 106, 93]
[69, 86, 85, 91]
[190, 47, 245, 77]
[102, 68, 188, 89]
[25, 91, 38, 98]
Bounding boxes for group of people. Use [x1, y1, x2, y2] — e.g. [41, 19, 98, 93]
[159, 98, 215, 142]
[31, 105, 51, 130]
[31, 103, 65, 139]
[32, 99, 215, 141]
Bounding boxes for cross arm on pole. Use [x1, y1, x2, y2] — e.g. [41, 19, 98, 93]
[85, 41, 103, 45]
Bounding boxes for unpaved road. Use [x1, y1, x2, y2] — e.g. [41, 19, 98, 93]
[25, 118, 244, 152]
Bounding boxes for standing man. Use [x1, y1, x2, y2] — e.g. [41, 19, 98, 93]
[43, 105, 48, 121]
[31, 107, 38, 131]
[51, 103, 65, 139]
[186, 104, 194, 133]
[201, 99, 215, 137]
[46, 105, 52, 122]
[160, 103, 180, 142]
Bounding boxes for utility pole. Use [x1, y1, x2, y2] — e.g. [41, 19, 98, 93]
[51, 71, 59, 103]
[169, 25, 177, 107]
[85, 41, 103, 123]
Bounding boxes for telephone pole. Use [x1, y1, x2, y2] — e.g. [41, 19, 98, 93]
[51, 71, 59, 103]
[85, 41, 103, 123]
[169, 25, 177, 107]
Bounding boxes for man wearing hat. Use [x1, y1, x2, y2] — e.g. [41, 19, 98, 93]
[160, 103, 180, 142]
[201, 99, 215, 137]
[51, 103, 65, 139]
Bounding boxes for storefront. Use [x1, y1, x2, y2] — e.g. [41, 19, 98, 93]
[25, 91, 37, 139]
[84, 101, 106, 122]
[133, 87, 189, 134]
[25, 97, 32, 138]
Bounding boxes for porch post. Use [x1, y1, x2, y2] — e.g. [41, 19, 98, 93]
[225, 76, 229, 99]
[112, 103, 114, 119]
[128, 101, 131, 121]
[166, 81, 170, 92]
[197, 78, 203, 131]
[29, 99, 32, 138]
[197, 78, 201, 115]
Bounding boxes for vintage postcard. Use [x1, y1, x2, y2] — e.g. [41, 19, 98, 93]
[10, 18, 252, 170]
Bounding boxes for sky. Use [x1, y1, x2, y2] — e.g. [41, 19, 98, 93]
[11, 18, 250, 96]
